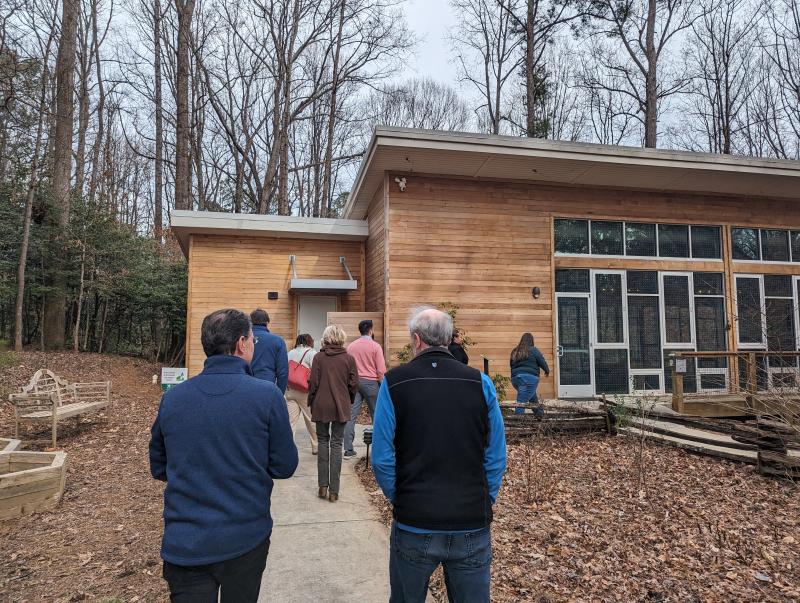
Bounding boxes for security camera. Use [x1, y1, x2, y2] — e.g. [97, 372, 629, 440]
[394, 176, 407, 192]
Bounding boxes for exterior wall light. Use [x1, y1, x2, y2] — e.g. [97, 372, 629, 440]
[532, 287, 541, 299]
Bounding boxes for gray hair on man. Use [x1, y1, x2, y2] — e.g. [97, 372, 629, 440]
[408, 306, 453, 347]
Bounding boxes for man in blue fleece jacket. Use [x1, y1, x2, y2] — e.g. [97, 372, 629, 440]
[372, 306, 506, 603]
[150, 308, 298, 602]
[249, 308, 289, 394]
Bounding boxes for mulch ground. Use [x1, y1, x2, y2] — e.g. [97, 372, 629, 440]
[4, 350, 799, 602]
[0, 351, 167, 603]
[356, 433, 800, 602]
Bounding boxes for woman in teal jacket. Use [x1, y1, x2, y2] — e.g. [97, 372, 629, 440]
[509, 332, 549, 418]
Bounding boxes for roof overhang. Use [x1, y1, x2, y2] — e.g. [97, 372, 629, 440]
[170, 210, 369, 257]
[344, 127, 800, 220]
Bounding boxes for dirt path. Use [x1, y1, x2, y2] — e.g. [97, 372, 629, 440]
[0, 351, 167, 603]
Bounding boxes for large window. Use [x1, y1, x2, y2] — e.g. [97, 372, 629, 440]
[691, 226, 722, 259]
[626, 223, 657, 256]
[733, 227, 800, 262]
[554, 219, 721, 259]
[627, 270, 661, 372]
[591, 221, 624, 255]
[663, 274, 693, 345]
[735, 276, 764, 346]
[555, 269, 730, 397]
[555, 220, 589, 254]
[595, 273, 625, 343]
[658, 225, 690, 258]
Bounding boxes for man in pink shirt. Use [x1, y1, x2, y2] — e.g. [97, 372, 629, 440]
[343, 319, 387, 458]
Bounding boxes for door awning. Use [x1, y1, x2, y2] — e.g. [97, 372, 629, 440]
[288, 255, 358, 293]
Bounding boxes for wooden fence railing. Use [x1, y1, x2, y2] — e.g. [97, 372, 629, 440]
[670, 351, 800, 413]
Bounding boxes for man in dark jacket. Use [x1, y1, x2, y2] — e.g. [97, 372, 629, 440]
[150, 308, 298, 602]
[372, 307, 506, 603]
[250, 308, 289, 394]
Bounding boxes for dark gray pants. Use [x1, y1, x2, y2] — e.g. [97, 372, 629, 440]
[316, 421, 345, 494]
[344, 379, 380, 454]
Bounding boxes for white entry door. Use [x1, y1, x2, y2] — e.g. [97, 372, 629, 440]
[297, 297, 337, 350]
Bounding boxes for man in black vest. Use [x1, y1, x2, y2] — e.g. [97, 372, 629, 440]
[372, 306, 507, 602]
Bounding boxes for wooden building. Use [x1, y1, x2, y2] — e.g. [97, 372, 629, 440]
[172, 128, 800, 399]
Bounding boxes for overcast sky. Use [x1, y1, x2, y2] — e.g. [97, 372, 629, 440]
[402, 0, 460, 89]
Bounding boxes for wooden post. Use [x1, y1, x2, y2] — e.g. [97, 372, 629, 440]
[746, 352, 757, 408]
[672, 372, 684, 414]
[51, 394, 58, 449]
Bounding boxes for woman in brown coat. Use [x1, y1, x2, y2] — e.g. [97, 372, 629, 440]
[308, 324, 358, 502]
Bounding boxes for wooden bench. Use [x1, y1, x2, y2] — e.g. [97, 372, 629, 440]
[8, 369, 111, 448]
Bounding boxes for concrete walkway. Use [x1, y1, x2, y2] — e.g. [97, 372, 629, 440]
[260, 424, 390, 602]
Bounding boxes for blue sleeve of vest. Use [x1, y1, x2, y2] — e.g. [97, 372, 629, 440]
[275, 339, 289, 394]
[267, 390, 299, 479]
[372, 379, 396, 503]
[149, 397, 167, 482]
[481, 373, 507, 504]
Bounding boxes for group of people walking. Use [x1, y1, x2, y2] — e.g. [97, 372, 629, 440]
[246, 310, 386, 502]
[149, 305, 550, 602]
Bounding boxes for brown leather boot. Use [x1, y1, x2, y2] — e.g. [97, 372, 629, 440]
[328, 492, 338, 503]
[318, 486, 328, 499]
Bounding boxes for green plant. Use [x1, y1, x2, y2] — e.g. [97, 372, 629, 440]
[491, 373, 511, 401]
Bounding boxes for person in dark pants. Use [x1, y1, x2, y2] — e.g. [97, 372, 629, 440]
[372, 307, 507, 603]
[150, 308, 298, 602]
[447, 329, 469, 365]
[343, 319, 386, 458]
[250, 308, 289, 394]
[308, 324, 358, 502]
[510, 332, 550, 418]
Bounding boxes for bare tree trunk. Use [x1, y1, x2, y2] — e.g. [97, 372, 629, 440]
[321, 0, 345, 218]
[73, 242, 86, 351]
[97, 299, 108, 354]
[174, 0, 196, 211]
[644, 0, 657, 148]
[14, 26, 55, 351]
[87, 0, 107, 206]
[43, 0, 79, 350]
[524, 0, 537, 137]
[74, 2, 92, 195]
[154, 0, 164, 234]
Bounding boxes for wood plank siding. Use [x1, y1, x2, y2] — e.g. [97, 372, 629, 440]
[376, 174, 800, 399]
[186, 234, 364, 375]
[365, 178, 387, 313]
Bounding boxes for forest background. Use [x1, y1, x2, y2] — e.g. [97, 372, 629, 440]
[0, 0, 797, 363]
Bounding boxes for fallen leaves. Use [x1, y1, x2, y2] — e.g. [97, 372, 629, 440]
[0, 351, 166, 602]
[357, 431, 800, 602]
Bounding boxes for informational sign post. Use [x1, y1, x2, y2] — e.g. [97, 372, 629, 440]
[161, 367, 188, 391]
[674, 358, 687, 374]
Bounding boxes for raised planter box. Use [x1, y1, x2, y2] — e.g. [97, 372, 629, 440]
[0, 451, 67, 521]
[0, 438, 22, 452]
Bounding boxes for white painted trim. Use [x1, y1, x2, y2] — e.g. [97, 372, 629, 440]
[170, 210, 369, 257]
[289, 279, 358, 291]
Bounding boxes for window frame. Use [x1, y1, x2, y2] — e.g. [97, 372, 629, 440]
[553, 218, 723, 261]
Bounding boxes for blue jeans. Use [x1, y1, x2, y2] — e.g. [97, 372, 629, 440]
[389, 523, 492, 603]
[511, 373, 542, 416]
